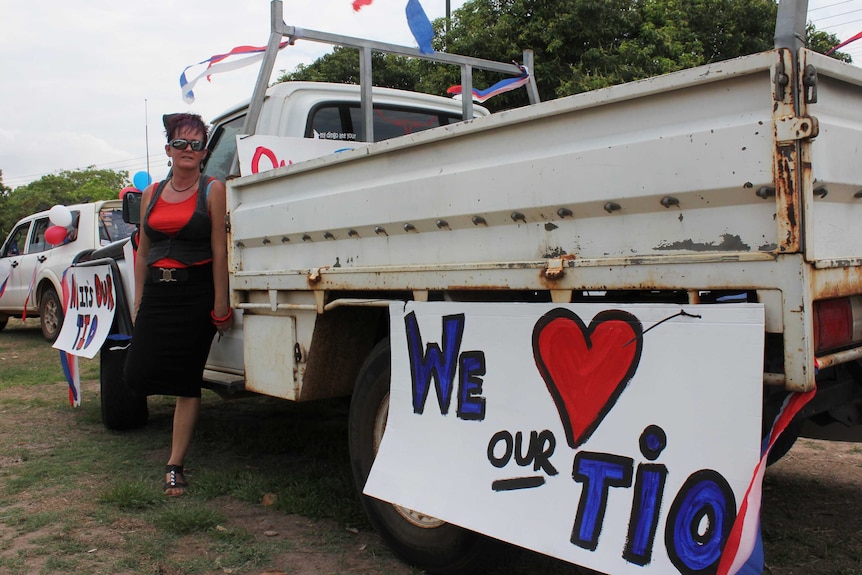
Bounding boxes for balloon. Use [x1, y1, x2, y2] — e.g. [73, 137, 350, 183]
[119, 186, 138, 199]
[133, 171, 152, 191]
[48, 204, 73, 227]
[45, 225, 68, 245]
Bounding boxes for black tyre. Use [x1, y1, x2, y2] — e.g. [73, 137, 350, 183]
[348, 338, 500, 575]
[39, 287, 63, 342]
[766, 419, 802, 466]
[0, 314, 8, 332]
[762, 386, 803, 466]
[100, 340, 148, 430]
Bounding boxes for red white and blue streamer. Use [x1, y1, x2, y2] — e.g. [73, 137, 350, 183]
[716, 387, 815, 574]
[0, 275, 8, 299]
[180, 41, 290, 104]
[21, 265, 38, 321]
[59, 268, 80, 407]
[351, 0, 435, 54]
[405, 0, 434, 54]
[826, 30, 862, 55]
[60, 350, 80, 407]
[447, 67, 531, 103]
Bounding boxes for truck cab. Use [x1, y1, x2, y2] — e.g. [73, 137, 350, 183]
[203, 81, 489, 183]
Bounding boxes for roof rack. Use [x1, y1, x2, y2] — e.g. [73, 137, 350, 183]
[243, 0, 541, 143]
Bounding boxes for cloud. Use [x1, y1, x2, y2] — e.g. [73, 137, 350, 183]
[0, 128, 140, 189]
[0, 0, 470, 188]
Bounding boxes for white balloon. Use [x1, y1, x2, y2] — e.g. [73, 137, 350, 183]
[48, 204, 72, 227]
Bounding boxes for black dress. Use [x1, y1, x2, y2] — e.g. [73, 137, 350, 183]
[124, 179, 217, 398]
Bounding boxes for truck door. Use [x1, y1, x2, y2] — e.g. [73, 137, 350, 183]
[0, 220, 34, 310]
[16, 217, 53, 313]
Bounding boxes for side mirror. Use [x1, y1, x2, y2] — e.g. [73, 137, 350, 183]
[122, 191, 143, 225]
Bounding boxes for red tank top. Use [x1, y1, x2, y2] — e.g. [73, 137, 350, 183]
[148, 192, 212, 268]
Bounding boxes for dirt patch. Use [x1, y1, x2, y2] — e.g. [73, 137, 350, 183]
[762, 439, 862, 575]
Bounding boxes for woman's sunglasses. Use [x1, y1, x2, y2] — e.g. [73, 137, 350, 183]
[169, 138, 206, 151]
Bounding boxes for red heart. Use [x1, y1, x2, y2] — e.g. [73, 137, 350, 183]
[533, 309, 643, 448]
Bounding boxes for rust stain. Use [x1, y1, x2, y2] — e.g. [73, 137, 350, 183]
[773, 143, 801, 253]
[655, 233, 751, 252]
[542, 247, 568, 258]
[811, 267, 862, 299]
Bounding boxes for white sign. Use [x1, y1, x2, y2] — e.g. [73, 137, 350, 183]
[365, 302, 765, 574]
[236, 135, 366, 176]
[53, 264, 116, 359]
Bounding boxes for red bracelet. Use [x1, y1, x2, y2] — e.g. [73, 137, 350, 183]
[210, 308, 233, 324]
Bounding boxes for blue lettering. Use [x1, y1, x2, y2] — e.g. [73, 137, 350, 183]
[624, 464, 668, 565]
[571, 452, 634, 551]
[665, 469, 737, 574]
[457, 351, 486, 420]
[84, 315, 98, 349]
[404, 312, 465, 415]
[624, 425, 669, 565]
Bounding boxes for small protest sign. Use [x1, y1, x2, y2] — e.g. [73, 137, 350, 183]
[53, 264, 116, 359]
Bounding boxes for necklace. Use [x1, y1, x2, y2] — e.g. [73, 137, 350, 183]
[169, 177, 197, 193]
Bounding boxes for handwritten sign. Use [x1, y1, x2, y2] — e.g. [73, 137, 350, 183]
[53, 264, 116, 359]
[236, 135, 367, 176]
[365, 302, 764, 574]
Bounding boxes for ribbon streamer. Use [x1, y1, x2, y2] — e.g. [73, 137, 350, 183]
[447, 67, 531, 103]
[21, 265, 38, 321]
[826, 30, 862, 55]
[406, 0, 434, 54]
[180, 41, 290, 104]
[59, 268, 80, 407]
[716, 387, 815, 574]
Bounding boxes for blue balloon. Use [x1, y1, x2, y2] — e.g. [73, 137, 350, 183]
[133, 171, 152, 191]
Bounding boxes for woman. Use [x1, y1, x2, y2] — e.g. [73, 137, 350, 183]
[124, 113, 232, 496]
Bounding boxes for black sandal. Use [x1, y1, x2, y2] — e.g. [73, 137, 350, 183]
[164, 464, 188, 496]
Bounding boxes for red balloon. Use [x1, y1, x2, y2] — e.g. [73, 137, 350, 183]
[119, 186, 138, 199]
[45, 225, 68, 245]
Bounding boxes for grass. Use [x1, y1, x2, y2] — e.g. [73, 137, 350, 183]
[150, 502, 226, 535]
[0, 318, 99, 388]
[0, 320, 393, 574]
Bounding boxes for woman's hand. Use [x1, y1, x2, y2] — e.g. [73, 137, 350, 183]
[211, 308, 233, 337]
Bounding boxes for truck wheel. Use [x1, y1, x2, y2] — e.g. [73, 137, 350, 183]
[39, 288, 63, 342]
[100, 340, 148, 430]
[766, 419, 802, 466]
[348, 338, 500, 575]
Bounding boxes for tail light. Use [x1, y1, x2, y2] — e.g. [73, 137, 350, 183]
[814, 296, 862, 354]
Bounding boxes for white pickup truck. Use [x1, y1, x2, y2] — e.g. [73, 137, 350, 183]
[87, 0, 862, 572]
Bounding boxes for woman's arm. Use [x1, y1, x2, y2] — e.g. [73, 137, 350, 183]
[132, 186, 154, 323]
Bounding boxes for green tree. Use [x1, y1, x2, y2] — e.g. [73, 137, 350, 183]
[0, 170, 10, 197]
[0, 167, 128, 239]
[807, 23, 853, 63]
[433, 0, 784, 106]
[276, 0, 850, 110]
[280, 46, 422, 90]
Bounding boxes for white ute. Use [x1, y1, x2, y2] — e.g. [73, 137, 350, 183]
[92, 0, 862, 572]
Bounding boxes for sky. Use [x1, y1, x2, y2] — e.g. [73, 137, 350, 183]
[1, 0, 861, 191]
